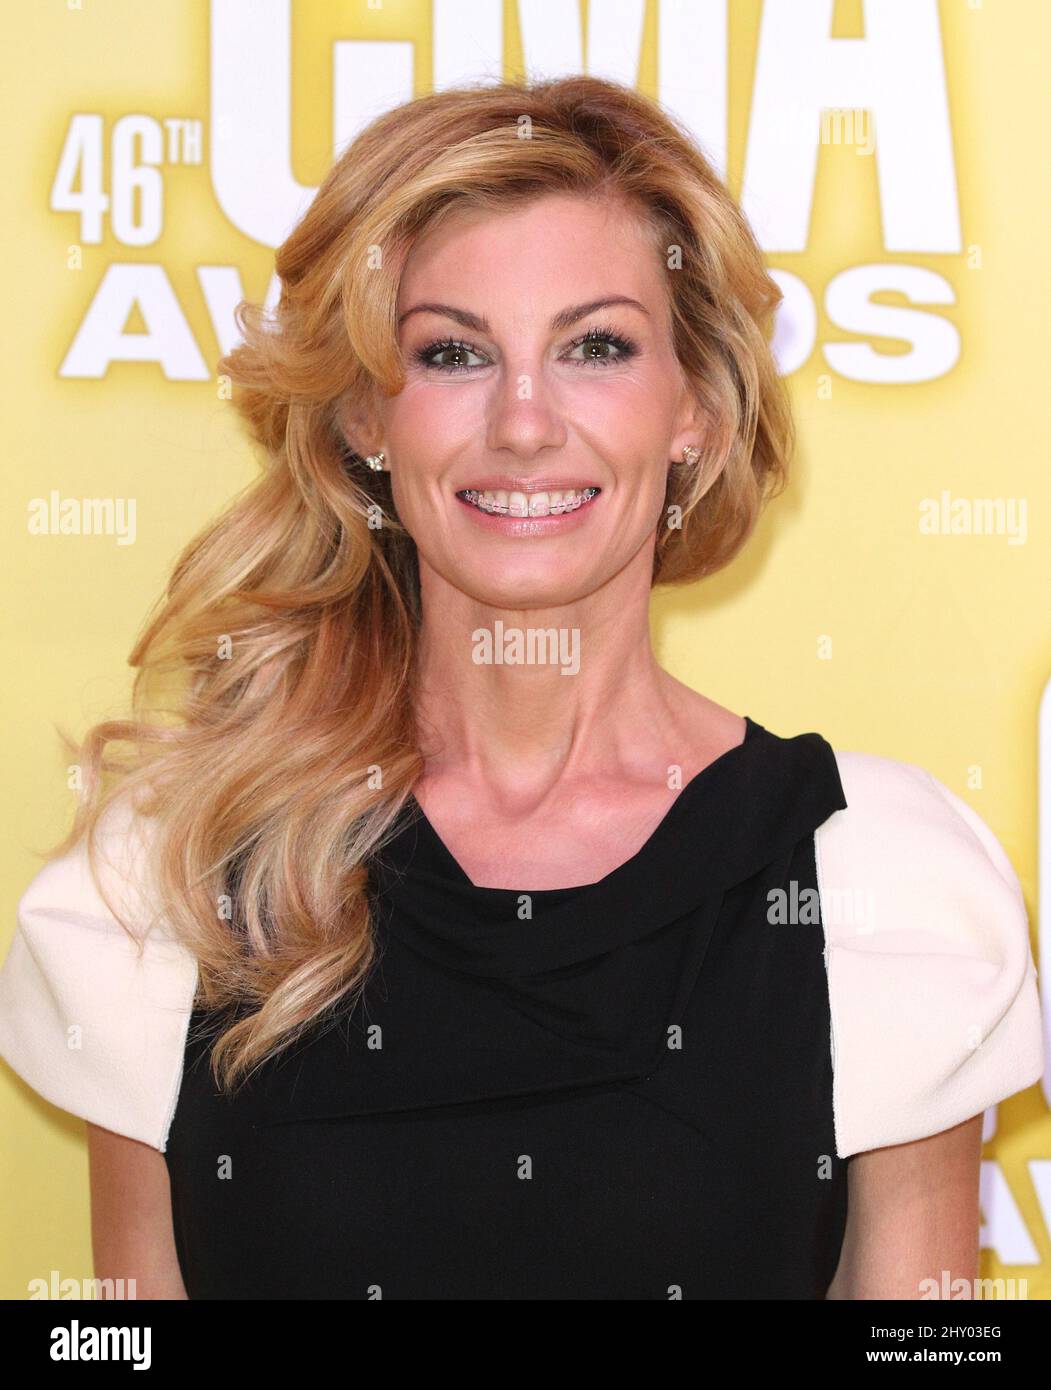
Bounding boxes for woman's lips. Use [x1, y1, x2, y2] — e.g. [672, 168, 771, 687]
[454, 487, 602, 532]
[457, 487, 600, 518]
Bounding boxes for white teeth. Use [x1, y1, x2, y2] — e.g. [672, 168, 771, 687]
[459, 487, 599, 516]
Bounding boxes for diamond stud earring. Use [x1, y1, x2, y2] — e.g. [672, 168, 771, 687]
[681, 445, 701, 466]
[364, 451, 386, 472]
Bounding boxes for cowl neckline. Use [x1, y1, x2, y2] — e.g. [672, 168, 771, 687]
[368, 717, 847, 980]
[408, 714, 763, 894]
[228, 716, 847, 1132]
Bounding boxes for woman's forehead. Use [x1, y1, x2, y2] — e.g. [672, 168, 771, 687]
[396, 196, 662, 309]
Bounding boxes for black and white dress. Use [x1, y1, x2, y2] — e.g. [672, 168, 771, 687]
[0, 717, 1043, 1298]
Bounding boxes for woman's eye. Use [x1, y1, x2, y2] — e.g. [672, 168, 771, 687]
[562, 328, 638, 367]
[415, 339, 488, 373]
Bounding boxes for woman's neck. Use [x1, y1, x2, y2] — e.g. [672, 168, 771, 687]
[411, 559, 729, 811]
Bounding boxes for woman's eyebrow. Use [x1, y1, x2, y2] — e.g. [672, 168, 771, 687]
[397, 296, 650, 332]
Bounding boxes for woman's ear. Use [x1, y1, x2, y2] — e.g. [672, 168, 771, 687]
[334, 394, 384, 460]
[670, 401, 711, 468]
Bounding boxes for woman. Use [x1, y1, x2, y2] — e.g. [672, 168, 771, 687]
[0, 76, 1043, 1301]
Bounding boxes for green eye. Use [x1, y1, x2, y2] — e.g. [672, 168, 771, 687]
[415, 338, 488, 373]
[562, 326, 638, 366]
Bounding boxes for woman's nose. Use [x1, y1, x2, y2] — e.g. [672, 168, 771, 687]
[484, 361, 569, 458]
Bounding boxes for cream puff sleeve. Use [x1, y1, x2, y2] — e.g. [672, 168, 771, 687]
[0, 796, 198, 1152]
[814, 751, 1045, 1159]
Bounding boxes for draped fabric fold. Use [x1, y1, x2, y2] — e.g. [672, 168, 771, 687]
[205, 717, 849, 1132]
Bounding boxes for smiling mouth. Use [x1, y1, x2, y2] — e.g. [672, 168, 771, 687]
[457, 487, 601, 517]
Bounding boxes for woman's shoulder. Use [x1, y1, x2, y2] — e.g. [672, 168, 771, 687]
[0, 794, 197, 1152]
[814, 746, 1045, 1158]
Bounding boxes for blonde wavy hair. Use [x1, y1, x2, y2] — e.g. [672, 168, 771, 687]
[53, 75, 793, 1089]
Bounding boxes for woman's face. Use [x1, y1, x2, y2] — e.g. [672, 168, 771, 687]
[371, 192, 706, 609]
